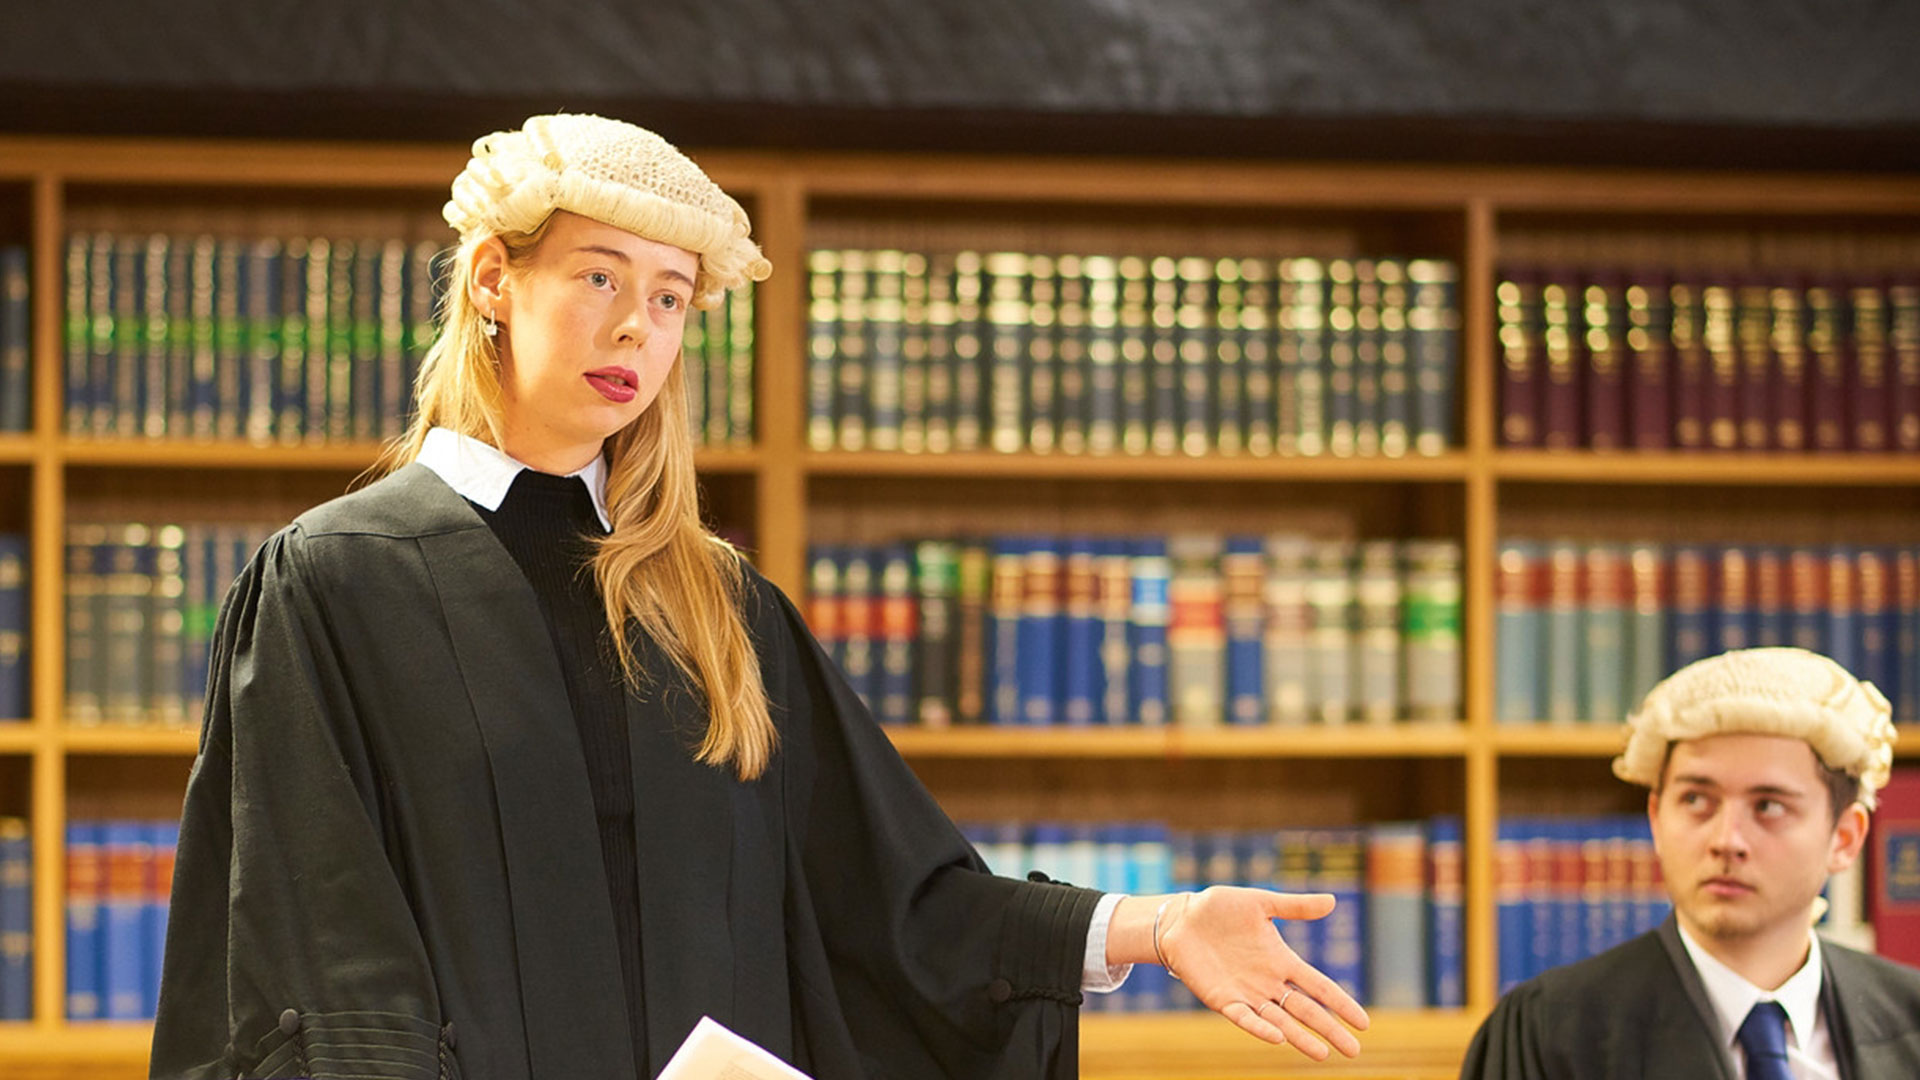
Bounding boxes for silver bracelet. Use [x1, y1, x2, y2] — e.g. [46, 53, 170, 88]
[1152, 893, 1188, 982]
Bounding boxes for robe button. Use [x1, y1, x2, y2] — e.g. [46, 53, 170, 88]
[987, 979, 1013, 1003]
[278, 1008, 300, 1036]
[444, 1021, 457, 1049]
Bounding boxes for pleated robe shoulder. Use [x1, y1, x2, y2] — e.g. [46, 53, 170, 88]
[150, 463, 1101, 1080]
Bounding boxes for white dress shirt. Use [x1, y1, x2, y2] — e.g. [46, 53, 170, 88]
[1676, 922, 1839, 1080]
[414, 427, 1134, 993]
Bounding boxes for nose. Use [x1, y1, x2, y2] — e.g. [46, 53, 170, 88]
[1707, 806, 1750, 860]
[612, 298, 650, 348]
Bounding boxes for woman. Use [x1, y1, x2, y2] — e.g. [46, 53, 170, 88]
[151, 114, 1367, 1080]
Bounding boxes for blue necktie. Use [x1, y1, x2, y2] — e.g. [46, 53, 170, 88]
[1736, 1000, 1794, 1080]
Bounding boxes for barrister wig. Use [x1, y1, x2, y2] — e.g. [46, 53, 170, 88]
[1613, 647, 1896, 809]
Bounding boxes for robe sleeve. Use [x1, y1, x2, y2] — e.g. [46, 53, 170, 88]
[756, 576, 1101, 1080]
[151, 528, 453, 1080]
[1457, 980, 1551, 1080]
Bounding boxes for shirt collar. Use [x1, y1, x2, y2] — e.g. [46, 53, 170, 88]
[1676, 920, 1824, 1056]
[416, 426, 612, 531]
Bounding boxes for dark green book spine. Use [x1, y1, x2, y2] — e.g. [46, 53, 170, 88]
[866, 250, 905, 452]
[899, 257, 929, 454]
[1377, 259, 1412, 458]
[1239, 259, 1275, 456]
[1053, 255, 1089, 456]
[1324, 258, 1358, 457]
[1025, 254, 1059, 454]
[164, 237, 193, 439]
[138, 235, 168, 438]
[1147, 257, 1180, 455]
[727, 278, 755, 447]
[1212, 258, 1245, 455]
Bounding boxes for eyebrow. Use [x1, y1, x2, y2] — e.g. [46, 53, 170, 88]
[570, 245, 696, 289]
[1668, 773, 1808, 799]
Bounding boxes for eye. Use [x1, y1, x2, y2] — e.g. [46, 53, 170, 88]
[586, 271, 613, 289]
[657, 292, 683, 312]
[1755, 798, 1786, 818]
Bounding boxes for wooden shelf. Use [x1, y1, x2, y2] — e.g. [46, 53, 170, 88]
[1495, 450, 1920, 486]
[0, 723, 38, 753]
[60, 727, 199, 755]
[888, 724, 1470, 759]
[1081, 1009, 1475, 1080]
[53, 440, 762, 474]
[1491, 727, 1629, 757]
[0, 436, 36, 464]
[806, 450, 1471, 482]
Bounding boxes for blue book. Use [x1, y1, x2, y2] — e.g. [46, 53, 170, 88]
[1095, 539, 1133, 725]
[1824, 545, 1858, 673]
[1426, 816, 1464, 1008]
[1713, 547, 1754, 653]
[145, 821, 178, 1019]
[1408, 259, 1460, 455]
[1060, 538, 1101, 727]
[874, 544, 915, 727]
[0, 245, 27, 432]
[1128, 538, 1172, 727]
[987, 539, 1027, 726]
[100, 821, 149, 1020]
[1898, 549, 1919, 726]
[1751, 547, 1789, 649]
[1495, 541, 1543, 725]
[1129, 825, 1175, 1012]
[1548, 820, 1582, 971]
[1495, 818, 1531, 994]
[1667, 545, 1713, 672]
[1787, 547, 1826, 654]
[1018, 540, 1063, 726]
[0, 534, 26, 720]
[1364, 821, 1427, 1009]
[1273, 828, 1318, 971]
[0, 817, 29, 1020]
[1856, 548, 1897, 713]
[1314, 828, 1367, 1004]
[1222, 536, 1266, 726]
[63, 233, 90, 434]
[66, 822, 103, 1020]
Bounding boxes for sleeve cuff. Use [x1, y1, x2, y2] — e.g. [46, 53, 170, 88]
[1081, 892, 1134, 993]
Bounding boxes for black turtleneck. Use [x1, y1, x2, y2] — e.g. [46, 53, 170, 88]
[470, 468, 647, 1071]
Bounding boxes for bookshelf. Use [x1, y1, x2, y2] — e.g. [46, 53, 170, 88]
[0, 133, 1917, 1079]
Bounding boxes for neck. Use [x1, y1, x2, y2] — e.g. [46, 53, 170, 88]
[1681, 911, 1813, 991]
[498, 430, 601, 475]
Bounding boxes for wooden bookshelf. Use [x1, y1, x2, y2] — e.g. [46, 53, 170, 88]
[1, 133, 1918, 1079]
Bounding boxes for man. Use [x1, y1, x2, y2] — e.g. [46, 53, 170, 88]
[1460, 647, 1920, 1079]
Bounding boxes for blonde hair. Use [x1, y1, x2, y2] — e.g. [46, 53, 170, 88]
[373, 219, 776, 780]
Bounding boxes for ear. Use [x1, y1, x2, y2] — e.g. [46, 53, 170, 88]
[467, 235, 511, 318]
[1827, 801, 1870, 874]
[1646, 789, 1663, 851]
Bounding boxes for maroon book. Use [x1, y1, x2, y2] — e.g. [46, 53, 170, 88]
[1498, 268, 1543, 447]
[1669, 280, 1710, 451]
[1582, 271, 1627, 450]
[1769, 278, 1810, 453]
[1625, 272, 1671, 450]
[1539, 269, 1582, 449]
[1805, 280, 1849, 452]
[1849, 279, 1892, 453]
[1887, 277, 1920, 453]
[1702, 280, 1740, 452]
[1735, 278, 1774, 452]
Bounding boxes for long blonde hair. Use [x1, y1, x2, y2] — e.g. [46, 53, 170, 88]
[374, 219, 777, 780]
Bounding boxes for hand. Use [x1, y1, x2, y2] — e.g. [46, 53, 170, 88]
[1158, 886, 1370, 1060]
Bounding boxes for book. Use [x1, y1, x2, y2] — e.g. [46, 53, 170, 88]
[1095, 539, 1134, 726]
[1869, 767, 1920, 966]
[657, 1015, 811, 1080]
[1581, 544, 1628, 726]
[1353, 540, 1402, 724]
[1052, 255, 1087, 455]
[1581, 273, 1626, 449]
[1239, 259, 1277, 456]
[1538, 272, 1581, 449]
[1017, 538, 1063, 726]
[101, 821, 150, 1019]
[985, 252, 1030, 454]
[952, 541, 991, 726]
[1668, 281, 1708, 451]
[1324, 259, 1359, 457]
[1060, 538, 1101, 727]
[1427, 816, 1465, 1008]
[911, 541, 958, 728]
[1700, 281, 1739, 452]
[1306, 540, 1355, 724]
[0, 817, 28, 1020]
[1147, 258, 1180, 455]
[1408, 259, 1458, 455]
[1365, 821, 1426, 1009]
[835, 251, 871, 452]
[1374, 259, 1410, 457]
[1542, 541, 1582, 725]
[1805, 281, 1847, 452]
[1770, 281, 1809, 452]
[1734, 279, 1774, 451]
[874, 544, 915, 726]
[1495, 541, 1543, 725]
[866, 250, 906, 453]
[987, 539, 1026, 726]
[1403, 540, 1462, 723]
[1167, 532, 1225, 728]
[1625, 542, 1667, 708]
[1261, 535, 1312, 726]
[1221, 536, 1265, 726]
[805, 250, 841, 452]
[1128, 538, 1172, 726]
[1624, 274, 1671, 450]
[0, 245, 27, 432]
[0, 534, 25, 720]
[1025, 255, 1059, 454]
[1849, 280, 1891, 452]
[66, 821, 103, 1019]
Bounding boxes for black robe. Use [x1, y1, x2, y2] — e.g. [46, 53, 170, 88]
[150, 464, 1101, 1080]
[1459, 916, 1920, 1079]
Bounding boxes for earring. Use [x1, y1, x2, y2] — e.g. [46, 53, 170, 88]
[483, 306, 499, 338]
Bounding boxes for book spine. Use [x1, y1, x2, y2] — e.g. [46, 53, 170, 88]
[912, 540, 957, 728]
[1787, 546, 1829, 653]
[1495, 819, 1530, 993]
[209, 238, 243, 442]
[1714, 546, 1753, 653]
[1128, 538, 1171, 727]
[350, 242, 380, 443]
[65, 821, 102, 1020]
[244, 239, 281, 443]
[950, 252, 986, 452]
[1495, 540, 1542, 725]
[297, 238, 330, 444]
[1701, 281, 1739, 452]
[1025, 255, 1059, 454]
[897, 255, 929, 454]
[1581, 544, 1628, 726]
[1095, 540, 1134, 726]
[145, 820, 178, 1019]
[727, 278, 755, 447]
[839, 547, 877, 711]
[322, 241, 354, 443]
[1374, 258, 1410, 457]
[1213, 259, 1246, 455]
[403, 240, 442, 429]
[1752, 545, 1788, 648]
[85, 235, 115, 436]
[1806, 281, 1848, 452]
[1221, 536, 1266, 726]
[1735, 279, 1774, 451]
[1497, 269, 1542, 448]
[985, 252, 1030, 454]
[1403, 540, 1463, 723]
[831, 251, 870, 452]
[1826, 544, 1858, 672]
[1018, 539, 1062, 726]
[1851, 280, 1892, 452]
[1668, 545, 1713, 672]
[101, 524, 152, 726]
[1167, 532, 1225, 728]
[1365, 821, 1427, 1009]
[1427, 816, 1464, 1008]
[1542, 540, 1582, 725]
[1051, 256, 1087, 455]
[952, 541, 991, 725]
[1770, 280, 1809, 452]
[375, 239, 407, 440]
[1626, 543, 1668, 707]
[867, 251, 906, 453]
[101, 821, 148, 1019]
[1856, 548, 1896, 712]
[148, 525, 187, 727]
[64, 524, 104, 725]
[1306, 540, 1355, 724]
[0, 817, 28, 1020]
[1580, 823, 1611, 961]
[1324, 259, 1358, 456]
[875, 544, 916, 727]
[110, 236, 141, 438]
[1409, 259, 1459, 455]
[923, 253, 955, 454]
[1539, 272, 1581, 449]
[1581, 273, 1626, 450]
[1147, 258, 1180, 455]
[1262, 535, 1312, 726]
[806, 544, 843, 675]
[0, 246, 30, 432]
[0, 535, 26, 720]
[987, 539, 1026, 726]
[1060, 538, 1100, 727]
[180, 524, 213, 721]
[1868, 767, 1920, 966]
[63, 234, 89, 434]
[1315, 828, 1367, 1003]
[1239, 260, 1276, 456]
[1669, 281, 1708, 451]
[1083, 257, 1122, 455]
[1353, 540, 1402, 724]
[1891, 278, 1920, 452]
[1625, 274, 1671, 450]
[1274, 260, 1311, 455]
[1176, 256, 1216, 456]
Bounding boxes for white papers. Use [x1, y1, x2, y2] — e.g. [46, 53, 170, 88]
[656, 1016, 814, 1080]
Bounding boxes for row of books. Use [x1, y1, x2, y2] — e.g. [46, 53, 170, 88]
[55, 232, 753, 447]
[0, 536, 23, 720]
[65, 819, 178, 1021]
[1498, 269, 1920, 452]
[1497, 541, 1920, 728]
[960, 817, 1462, 1010]
[0, 247, 27, 432]
[807, 250, 1460, 459]
[808, 535, 1462, 729]
[0, 818, 26, 1020]
[1493, 816, 1670, 993]
[65, 521, 280, 728]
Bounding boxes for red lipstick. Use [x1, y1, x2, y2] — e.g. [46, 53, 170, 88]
[584, 367, 639, 404]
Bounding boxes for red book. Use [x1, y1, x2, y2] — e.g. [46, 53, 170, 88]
[1715, 547, 1752, 653]
[1670, 281, 1710, 451]
[1702, 280, 1740, 452]
[1887, 278, 1920, 453]
[1540, 271, 1582, 449]
[1806, 281, 1849, 452]
[1850, 280, 1892, 453]
[1626, 273, 1672, 450]
[1735, 279, 1774, 451]
[1869, 767, 1920, 967]
[1582, 272, 1627, 450]
[1498, 269, 1543, 448]
[1770, 280, 1810, 453]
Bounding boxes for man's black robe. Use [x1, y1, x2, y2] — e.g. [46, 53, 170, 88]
[150, 464, 1101, 1080]
[1459, 916, 1920, 1079]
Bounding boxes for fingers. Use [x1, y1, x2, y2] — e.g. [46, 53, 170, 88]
[1259, 890, 1337, 921]
[1284, 962, 1371, 1032]
[1270, 983, 1363, 1059]
[1219, 999, 1287, 1047]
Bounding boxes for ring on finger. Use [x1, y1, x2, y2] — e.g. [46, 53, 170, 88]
[1276, 987, 1295, 1012]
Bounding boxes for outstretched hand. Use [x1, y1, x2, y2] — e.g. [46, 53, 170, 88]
[1156, 887, 1370, 1060]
